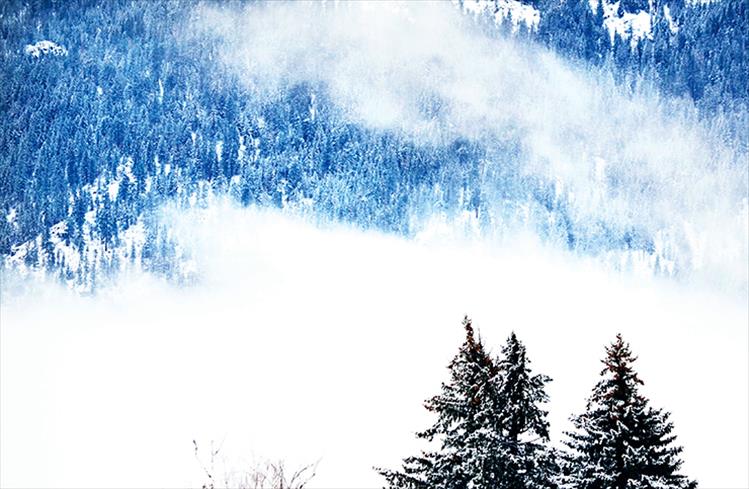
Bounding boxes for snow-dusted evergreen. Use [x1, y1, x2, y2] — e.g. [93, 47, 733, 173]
[495, 332, 559, 488]
[561, 334, 696, 489]
[378, 318, 557, 488]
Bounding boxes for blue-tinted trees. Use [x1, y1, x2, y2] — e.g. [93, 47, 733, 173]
[1, 0, 745, 289]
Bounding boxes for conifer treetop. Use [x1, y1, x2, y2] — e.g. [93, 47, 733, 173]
[378, 317, 559, 489]
[497, 330, 552, 443]
[562, 334, 696, 489]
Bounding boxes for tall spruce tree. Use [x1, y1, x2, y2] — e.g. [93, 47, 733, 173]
[377, 318, 557, 489]
[562, 334, 696, 489]
[496, 332, 559, 488]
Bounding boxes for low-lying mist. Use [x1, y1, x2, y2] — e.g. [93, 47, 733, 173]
[2, 202, 746, 488]
[191, 0, 748, 291]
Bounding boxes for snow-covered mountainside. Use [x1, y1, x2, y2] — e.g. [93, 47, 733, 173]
[460, 0, 541, 31]
[460, 0, 656, 41]
[1, 1, 747, 488]
[1, 0, 745, 293]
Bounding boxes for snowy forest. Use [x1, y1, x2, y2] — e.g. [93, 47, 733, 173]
[1, 0, 746, 291]
[1, 0, 747, 488]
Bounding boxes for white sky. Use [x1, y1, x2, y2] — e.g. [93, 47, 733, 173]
[2, 204, 747, 488]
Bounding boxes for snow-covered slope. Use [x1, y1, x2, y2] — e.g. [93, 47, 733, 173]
[460, 0, 541, 31]
[603, 2, 653, 42]
[24, 40, 68, 57]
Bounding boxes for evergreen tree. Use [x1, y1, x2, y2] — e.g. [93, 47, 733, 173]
[562, 334, 696, 489]
[498, 332, 551, 442]
[378, 316, 504, 489]
[377, 318, 557, 489]
[495, 332, 559, 488]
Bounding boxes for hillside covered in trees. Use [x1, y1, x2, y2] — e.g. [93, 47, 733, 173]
[1, 0, 746, 292]
[1, 1, 746, 488]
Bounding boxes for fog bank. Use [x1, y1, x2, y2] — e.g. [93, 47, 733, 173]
[2, 203, 746, 487]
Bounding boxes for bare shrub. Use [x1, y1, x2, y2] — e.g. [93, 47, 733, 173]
[193, 439, 316, 489]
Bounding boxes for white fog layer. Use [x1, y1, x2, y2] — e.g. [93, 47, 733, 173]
[2, 204, 747, 488]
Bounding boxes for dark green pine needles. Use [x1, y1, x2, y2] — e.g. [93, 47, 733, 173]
[561, 334, 697, 489]
[377, 322, 696, 489]
[377, 316, 558, 489]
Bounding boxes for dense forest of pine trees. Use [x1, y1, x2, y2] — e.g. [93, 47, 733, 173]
[1, 0, 746, 291]
[492, 0, 748, 118]
[378, 317, 695, 489]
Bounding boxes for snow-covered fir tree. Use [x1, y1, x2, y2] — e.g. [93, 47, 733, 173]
[495, 332, 559, 488]
[377, 317, 557, 489]
[561, 334, 696, 489]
